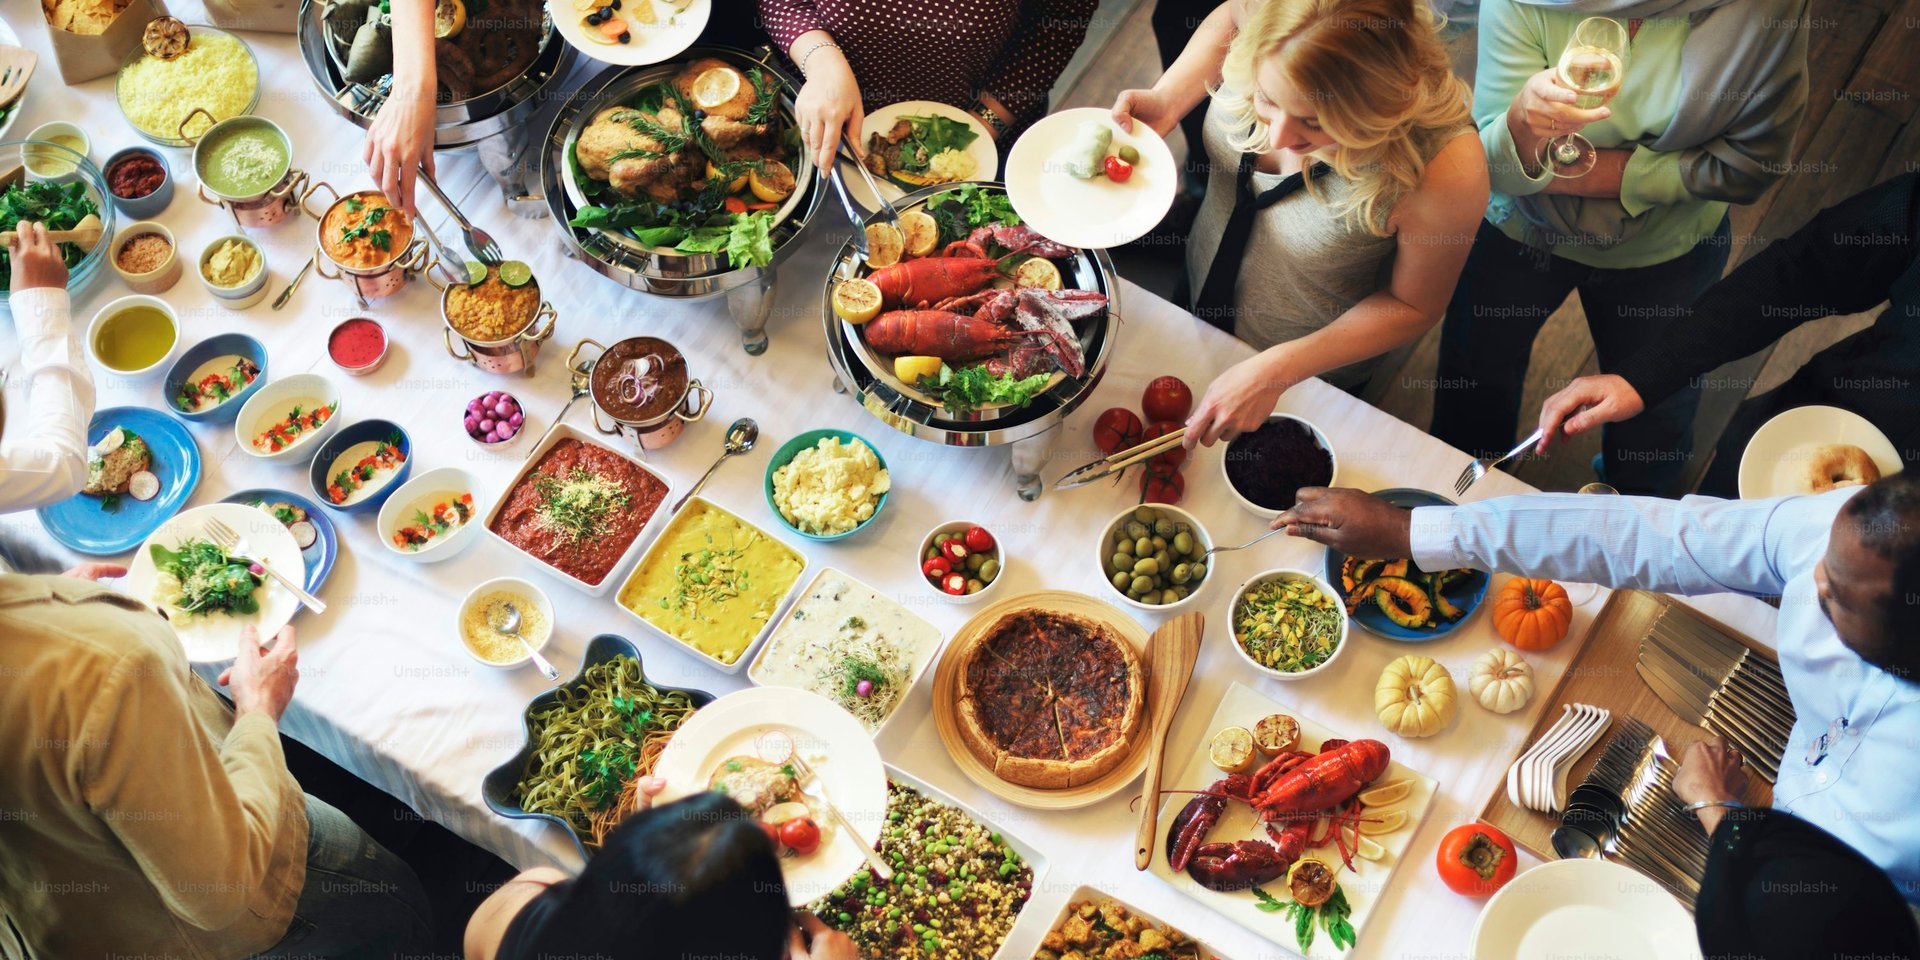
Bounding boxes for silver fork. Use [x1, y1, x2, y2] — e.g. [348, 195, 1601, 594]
[1453, 427, 1545, 497]
[418, 164, 501, 265]
[204, 517, 327, 615]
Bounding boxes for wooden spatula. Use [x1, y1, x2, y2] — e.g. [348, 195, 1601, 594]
[0, 214, 104, 250]
[0, 47, 36, 111]
[1134, 611, 1204, 870]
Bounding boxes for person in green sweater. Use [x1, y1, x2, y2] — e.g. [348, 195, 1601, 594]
[1429, 0, 1808, 494]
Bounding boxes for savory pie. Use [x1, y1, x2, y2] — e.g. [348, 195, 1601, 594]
[956, 608, 1144, 788]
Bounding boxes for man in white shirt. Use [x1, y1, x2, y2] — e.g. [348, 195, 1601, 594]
[1, 221, 93, 513]
[1273, 477, 1920, 903]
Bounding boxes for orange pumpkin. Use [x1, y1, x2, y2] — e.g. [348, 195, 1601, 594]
[1493, 578, 1572, 651]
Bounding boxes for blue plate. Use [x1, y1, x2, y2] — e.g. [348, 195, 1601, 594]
[219, 488, 337, 595]
[1324, 487, 1490, 642]
[762, 428, 889, 542]
[307, 418, 412, 513]
[162, 332, 267, 423]
[36, 407, 201, 556]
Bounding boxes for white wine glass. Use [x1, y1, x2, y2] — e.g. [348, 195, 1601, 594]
[1563, 481, 1619, 605]
[1538, 17, 1629, 179]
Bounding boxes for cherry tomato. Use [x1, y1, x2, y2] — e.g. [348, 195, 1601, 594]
[963, 526, 996, 554]
[1141, 467, 1185, 505]
[723, 196, 748, 214]
[1141, 376, 1193, 423]
[779, 816, 822, 856]
[1092, 407, 1144, 456]
[922, 556, 951, 579]
[1435, 824, 1517, 897]
[1104, 155, 1133, 183]
[942, 572, 969, 595]
[1146, 420, 1187, 470]
[940, 539, 969, 563]
[759, 820, 783, 850]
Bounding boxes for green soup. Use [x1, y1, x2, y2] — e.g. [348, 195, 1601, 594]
[94, 306, 175, 371]
[197, 123, 290, 198]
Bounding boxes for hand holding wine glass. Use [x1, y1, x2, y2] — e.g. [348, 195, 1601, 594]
[1537, 17, 1630, 178]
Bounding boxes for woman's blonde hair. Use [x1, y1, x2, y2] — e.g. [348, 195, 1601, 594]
[1214, 0, 1472, 235]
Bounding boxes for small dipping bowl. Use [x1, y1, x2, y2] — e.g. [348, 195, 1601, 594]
[1222, 413, 1339, 519]
[763, 428, 891, 543]
[108, 220, 181, 295]
[23, 122, 89, 182]
[916, 520, 1006, 605]
[327, 317, 389, 376]
[457, 576, 555, 669]
[102, 146, 174, 219]
[198, 234, 270, 308]
[85, 294, 178, 380]
[1227, 568, 1352, 681]
[464, 389, 530, 451]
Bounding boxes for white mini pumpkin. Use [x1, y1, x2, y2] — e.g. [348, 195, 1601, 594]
[1468, 648, 1535, 715]
[1375, 654, 1457, 738]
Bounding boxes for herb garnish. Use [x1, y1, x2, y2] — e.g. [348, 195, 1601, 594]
[533, 468, 631, 546]
[1253, 884, 1355, 953]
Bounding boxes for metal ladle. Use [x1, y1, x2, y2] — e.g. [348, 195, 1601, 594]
[671, 418, 758, 512]
[491, 601, 558, 683]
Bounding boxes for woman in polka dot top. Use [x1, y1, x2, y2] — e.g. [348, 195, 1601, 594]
[759, 0, 1101, 172]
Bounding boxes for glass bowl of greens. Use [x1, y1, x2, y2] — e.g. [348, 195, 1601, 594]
[0, 140, 117, 304]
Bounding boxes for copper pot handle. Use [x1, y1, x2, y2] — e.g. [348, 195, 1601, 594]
[298, 180, 340, 221]
[524, 304, 558, 344]
[403, 239, 435, 275]
[444, 326, 473, 362]
[589, 403, 622, 437]
[312, 244, 342, 280]
[677, 379, 713, 424]
[175, 107, 216, 146]
[196, 183, 226, 208]
[564, 337, 606, 374]
[270, 170, 310, 202]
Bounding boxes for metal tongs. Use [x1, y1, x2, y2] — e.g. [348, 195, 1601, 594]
[1055, 426, 1189, 490]
[826, 134, 901, 260]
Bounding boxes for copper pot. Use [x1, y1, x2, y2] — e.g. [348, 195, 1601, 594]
[436, 271, 557, 376]
[302, 183, 433, 302]
[187, 112, 308, 229]
[566, 336, 711, 452]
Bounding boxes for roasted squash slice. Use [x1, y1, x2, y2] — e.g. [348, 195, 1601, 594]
[1431, 578, 1465, 621]
[1380, 560, 1410, 580]
[1373, 576, 1434, 629]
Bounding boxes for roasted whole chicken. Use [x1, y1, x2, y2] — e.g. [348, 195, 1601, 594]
[574, 58, 783, 204]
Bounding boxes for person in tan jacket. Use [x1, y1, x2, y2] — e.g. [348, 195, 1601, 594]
[0, 564, 431, 958]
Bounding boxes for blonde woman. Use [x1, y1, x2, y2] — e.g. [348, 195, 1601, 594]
[1113, 0, 1488, 447]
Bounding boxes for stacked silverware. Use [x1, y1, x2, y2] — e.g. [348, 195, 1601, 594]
[1635, 605, 1795, 782]
[1551, 718, 1709, 908]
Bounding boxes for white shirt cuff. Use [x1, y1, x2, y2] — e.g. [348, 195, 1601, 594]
[8, 286, 71, 344]
[1409, 505, 1468, 572]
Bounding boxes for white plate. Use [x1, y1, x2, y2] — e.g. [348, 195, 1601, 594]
[549, 0, 708, 66]
[123, 502, 305, 663]
[835, 100, 999, 211]
[1471, 858, 1701, 960]
[1148, 681, 1438, 959]
[1004, 106, 1176, 249]
[0, 18, 21, 141]
[1738, 404, 1902, 499]
[654, 686, 886, 906]
[377, 466, 486, 563]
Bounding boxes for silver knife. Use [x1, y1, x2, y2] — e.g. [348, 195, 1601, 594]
[1656, 612, 1788, 688]
[1646, 634, 1794, 750]
[1638, 652, 1781, 781]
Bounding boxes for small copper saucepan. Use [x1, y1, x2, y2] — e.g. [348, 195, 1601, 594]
[186, 112, 308, 230]
[566, 336, 712, 452]
[432, 267, 558, 376]
[301, 183, 434, 303]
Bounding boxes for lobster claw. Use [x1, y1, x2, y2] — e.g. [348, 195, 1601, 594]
[1187, 840, 1291, 892]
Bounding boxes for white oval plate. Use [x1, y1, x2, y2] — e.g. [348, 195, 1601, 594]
[123, 502, 305, 662]
[1471, 858, 1701, 960]
[835, 100, 999, 211]
[549, 0, 709, 66]
[1737, 404, 1902, 499]
[654, 686, 885, 905]
[1004, 106, 1176, 250]
[376, 466, 485, 563]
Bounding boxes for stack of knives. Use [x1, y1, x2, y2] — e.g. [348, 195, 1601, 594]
[1635, 605, 1795, 782]
[1554, 717, 1710, 908]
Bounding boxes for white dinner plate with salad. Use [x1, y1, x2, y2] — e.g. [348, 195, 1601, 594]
[550, 0, 709, 67]
[1471, 858, 1700, 960]
[837, 100, 999, 211]
[654, 686, 886, 905]
[1737, 404, 1902, 499]
[123, 502, 305, 663]
[1004, 106, 1176, 249]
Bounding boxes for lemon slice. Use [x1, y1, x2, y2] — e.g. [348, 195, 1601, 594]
[1209, 725, 1257, 774]
[833, 278, 883, 324]
[691, 67, 743, 111]
[1012, 256, 1062, 290]
[708, 161, 747, 194]
[899, 210, 939, 258]
[1359, 779, 1411, 808]
[749, 160, 796, 204]
[864, 223, 904, 268]
[1253, 714, 1300, 756]
[893, 356, 943, 383]
[433, 0, 466, 38]
[498, 261, 534, 288]
[1353, 836, 1388, 862]
[1359, 809, 1407, 835]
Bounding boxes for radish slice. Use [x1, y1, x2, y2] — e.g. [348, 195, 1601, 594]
[288, 520, 318, 549]
[127, 470, 160, 501]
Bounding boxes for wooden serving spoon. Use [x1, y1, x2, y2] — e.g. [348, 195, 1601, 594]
[0, 213, 104, 250]
[0, 47, 37, 111]
[1134, 611, 1204, 870]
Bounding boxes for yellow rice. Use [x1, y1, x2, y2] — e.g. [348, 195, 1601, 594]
[117, 32, 257, 141]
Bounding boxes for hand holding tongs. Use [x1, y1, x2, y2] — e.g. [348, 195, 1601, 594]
[826, 134, 901, 260]
[1055, 427, 1188, 490]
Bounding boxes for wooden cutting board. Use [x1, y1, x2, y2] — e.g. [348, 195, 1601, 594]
[1478, 589, 1777, 861]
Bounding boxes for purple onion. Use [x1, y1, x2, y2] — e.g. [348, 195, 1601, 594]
[508, 412, 524, 427]
[464, 415, 479, 431]
[497, 421, 518, 439]
[478, 418, 496, 433]
[467, 398, 484, 414]
[249, 563, 264, 575]
[484, 430, 501, 443]
[493, 400, 512, 418]
[856, 680, 873, 698]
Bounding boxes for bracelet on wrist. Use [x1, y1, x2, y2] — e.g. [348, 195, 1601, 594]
[798, 41, 841, 77]
[1683, 800, 1745, 813]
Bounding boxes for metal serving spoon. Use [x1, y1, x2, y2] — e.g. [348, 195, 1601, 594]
[671, 418, 758, 512]
[491, 601, 558, 683]
[1200, 525, 1288, 563]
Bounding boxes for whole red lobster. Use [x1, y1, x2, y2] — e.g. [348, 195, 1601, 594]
[862, 311, 1066, 363]
[867, 254, 1005, 309]
[1166, 738, 1390, 892]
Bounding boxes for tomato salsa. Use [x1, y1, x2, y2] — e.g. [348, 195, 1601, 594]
[392, 493, 475, 551]
[175, 357, 260, 413]
[108, 153, 167, 200]
[327, 437, 407, 505]
[252, 402, 336, 453]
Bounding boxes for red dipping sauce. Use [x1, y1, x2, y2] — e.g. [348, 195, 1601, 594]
[328, 317, 388, 376]
[108, 154, 166, 199]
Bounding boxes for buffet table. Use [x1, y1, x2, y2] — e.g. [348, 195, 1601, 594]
[0, 9, 1786, 957]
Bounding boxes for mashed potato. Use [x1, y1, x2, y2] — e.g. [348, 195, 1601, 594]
[927, 148, 977, 183]
[771, 437, 890, 535]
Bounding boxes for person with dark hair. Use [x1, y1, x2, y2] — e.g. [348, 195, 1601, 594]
[467, 785, 858, 959]
[1673, 736, 1920, 958]
[1259, 473, 1920, 901]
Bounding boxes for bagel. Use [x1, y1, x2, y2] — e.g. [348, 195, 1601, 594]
[1802, 443, 1880, 493]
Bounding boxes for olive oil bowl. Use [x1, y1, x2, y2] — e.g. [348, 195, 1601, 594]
[85, 294, 178, 380]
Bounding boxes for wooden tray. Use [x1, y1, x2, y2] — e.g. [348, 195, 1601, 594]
[1478, 589, 1777, 861]
[930, 590, 1153, 810]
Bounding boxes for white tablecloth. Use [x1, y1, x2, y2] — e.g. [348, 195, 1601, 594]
[1, 9, 1784, 957]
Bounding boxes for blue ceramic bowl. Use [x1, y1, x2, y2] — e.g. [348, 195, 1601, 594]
[220, 488, 338, 595]
[307, 418, 412, 513]
[100, 145, 173, 220]
[1323, 487, 1491, 642]
[763, 428, 890, 542]
[162, 333, 266, 423]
